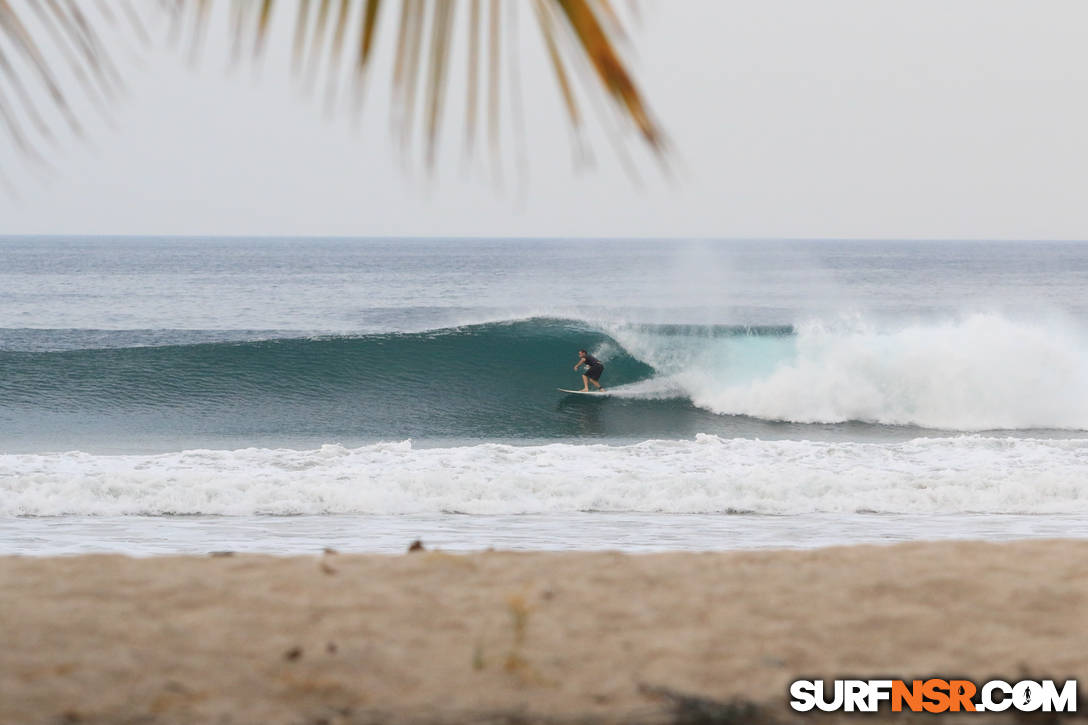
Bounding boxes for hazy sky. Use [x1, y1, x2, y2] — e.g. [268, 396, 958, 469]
[3, 0, 1088, 239]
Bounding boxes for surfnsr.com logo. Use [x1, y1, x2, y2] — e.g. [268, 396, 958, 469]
[789, 679, 1077, 713]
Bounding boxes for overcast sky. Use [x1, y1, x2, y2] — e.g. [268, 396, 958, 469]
[3, 0, 1088, 239]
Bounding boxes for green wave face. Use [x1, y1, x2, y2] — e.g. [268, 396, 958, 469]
[4, 319, 787, 442]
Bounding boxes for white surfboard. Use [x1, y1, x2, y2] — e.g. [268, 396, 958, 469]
[558, 388, 607, 395]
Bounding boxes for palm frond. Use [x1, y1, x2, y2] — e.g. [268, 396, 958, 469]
[0, 0, 143, 169]
[0, 0, 665, 179]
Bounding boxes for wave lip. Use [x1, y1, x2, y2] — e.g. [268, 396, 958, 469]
[4, 435, 1087, 517]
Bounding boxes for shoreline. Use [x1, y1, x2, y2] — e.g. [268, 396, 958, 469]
[5, 512, 1088, 556]
[2, 540, 1086, 724]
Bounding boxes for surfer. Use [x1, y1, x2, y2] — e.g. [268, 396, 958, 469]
[574, 349, 605, 392]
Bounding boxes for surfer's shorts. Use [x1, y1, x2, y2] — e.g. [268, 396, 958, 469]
[585, 364, 604, 381]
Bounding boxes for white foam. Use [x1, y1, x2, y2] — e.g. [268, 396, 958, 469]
[3, 435, 1086, 516]
[605, 313, 1088, 430]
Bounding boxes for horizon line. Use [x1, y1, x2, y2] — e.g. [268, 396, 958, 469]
[2, 234, 1087, 243]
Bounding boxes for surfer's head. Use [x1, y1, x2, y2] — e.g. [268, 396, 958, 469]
[578, 349, 587, 356]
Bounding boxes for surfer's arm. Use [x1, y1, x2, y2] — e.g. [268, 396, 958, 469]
[573, 357, 585, 370]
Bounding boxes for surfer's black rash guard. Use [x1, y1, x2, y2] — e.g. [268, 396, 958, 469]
[581, 354, 604, 380]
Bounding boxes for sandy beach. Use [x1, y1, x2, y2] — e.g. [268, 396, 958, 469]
[1, 540, 1085, 724]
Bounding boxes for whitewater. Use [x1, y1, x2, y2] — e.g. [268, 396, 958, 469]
[3, 436, 1087, 517]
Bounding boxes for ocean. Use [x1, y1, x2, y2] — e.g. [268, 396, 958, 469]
[2, 236, 1087, 554]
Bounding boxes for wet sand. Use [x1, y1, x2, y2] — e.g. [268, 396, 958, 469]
[1, 540, 1086, 724]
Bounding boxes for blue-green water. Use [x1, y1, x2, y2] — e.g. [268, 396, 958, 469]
[2, 237, 1088, 551]
[1, 321, 824, 446]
